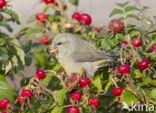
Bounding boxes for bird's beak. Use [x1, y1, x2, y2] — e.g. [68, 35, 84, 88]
[48, 46, 59, 54]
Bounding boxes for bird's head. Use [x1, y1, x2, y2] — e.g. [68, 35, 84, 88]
[48, 33, 75, 57]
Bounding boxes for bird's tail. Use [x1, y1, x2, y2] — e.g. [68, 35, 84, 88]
[97, 56, 119, 67]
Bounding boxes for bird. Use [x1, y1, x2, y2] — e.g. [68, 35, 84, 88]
[48, 33, 118, 78]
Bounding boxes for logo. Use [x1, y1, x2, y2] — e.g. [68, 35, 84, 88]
[121, 102, 155, 111]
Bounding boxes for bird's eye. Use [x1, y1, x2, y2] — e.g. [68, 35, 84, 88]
[56, 42, 62, 45]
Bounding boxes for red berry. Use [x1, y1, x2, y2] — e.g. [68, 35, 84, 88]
[109, 19, 124, 33]
[131, 38, 142, 48]
[2, 112, 7, 113]
[118, 41, 128, 48]
[93, 26, 99, 31]
[138, 59, 149, 69]
[40, 35, 50, 45]
[0, 0, 6, 8]
[18, 95, 25, 104]
[112, 87, 124, 96]
[2, 98, 9, 103]
[151, 43, 156, 51]
[71, 73, 78, 82]
[36, 69, 46, 80]
[0, 98, 9, 109]
[86, 77, 91, 85]
[72, 12, 81, 22]
[79, 77, 91, 87]
[80, 13, 92, 25]
[67, 106, 79, 113]
[36, 12, 48, 21]
[71, 92, 82, 101]
[118, 64, 130, 74]
[89, 98, 100, 107]
[22, 89, 32, 98]
[43, 0, 54, 4]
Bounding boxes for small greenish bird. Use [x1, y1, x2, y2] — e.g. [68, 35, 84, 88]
[48, 33, 118, 77]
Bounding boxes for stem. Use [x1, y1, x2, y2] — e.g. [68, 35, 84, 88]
[111, 76, 118, 88]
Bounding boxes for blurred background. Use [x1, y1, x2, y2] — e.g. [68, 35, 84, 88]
[6, 0, 156, 35]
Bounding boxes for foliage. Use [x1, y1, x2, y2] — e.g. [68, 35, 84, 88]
[0, 1, 156, 113]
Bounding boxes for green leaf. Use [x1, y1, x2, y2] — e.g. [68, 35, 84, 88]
[27, 15, 36, 24]
[124, 6, 139, 13]
[151, 89, 156, 99]
[0, 75, 6, 82]
[0, 81, 14, 103]
[10, 39, 25, 65]
[68, 0, 79, 6]
[56, 88, 67, 106]
[143, 77, 152, 84]
[116, 2, 129, 8]
[126, 14, 140, 20]
[42, 74, 52, 86]
[104, 81, 112, 92]
[134, 69, 142, 78]
[0, 38, 5, 46]
[0, 22, 13, 32]
[25, 55, 32, 66]
[0, 9, 20, 24]
[51, 107, 63, 113]
[121, 89, 138, 105]
[118, 17, 124, 21]
[93, 76, 102, 89]
[109, 8, 123, 17]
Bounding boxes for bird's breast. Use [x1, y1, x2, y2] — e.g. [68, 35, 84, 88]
[57, 57, 82, 76]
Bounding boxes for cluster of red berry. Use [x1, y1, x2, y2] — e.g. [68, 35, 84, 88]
[107, 18, 156, 99]
[67, 76, 100, 113]
[17, 69, 46, 105]
[72, 12, 92, 25]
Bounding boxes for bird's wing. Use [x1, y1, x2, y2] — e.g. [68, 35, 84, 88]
[71, 39, 115, 62]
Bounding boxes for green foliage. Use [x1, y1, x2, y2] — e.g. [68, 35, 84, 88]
[0, 76, 14, 103]
[68, 0, 79, 6]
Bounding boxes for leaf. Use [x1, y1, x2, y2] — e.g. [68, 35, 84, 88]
[116, 2, 129, 8]
[151, 89, 156, 99]
[93, 76, 102, 89]
[56, 88, 67, 106]
[10, 39, 25, 65]
[124, 6, 139, 13]
[42, 74, 52, 86]
[27, 15, 36, 24]
[51, 107, 63, 113]
[0, 81, 14, 103]
[4, 61, 12, 74]
[25, 55, 32, 66]
[0, 75, 6, 82]
[0, 22, 13, 32]
[134, 69, 142, 78]
[126, 14, 140, 20]
[104, 81, 112, 92]
[121, 89, 138, 105]
[0, 38, 5, 46]
[109, 8, 123, 17]
[142, 77, 152, 84]
[68, 0, 79, 6]
[0, 9, 20, 24]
